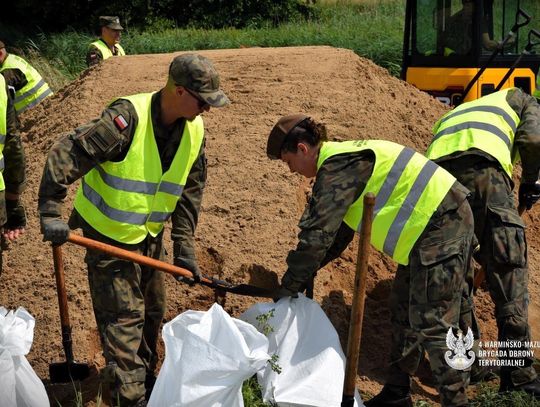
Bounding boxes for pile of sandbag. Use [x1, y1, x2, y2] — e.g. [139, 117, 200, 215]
[149, 295, 363, 407]
[0, 307, 49, 407]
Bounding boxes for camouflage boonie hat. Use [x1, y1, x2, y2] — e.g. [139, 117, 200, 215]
[99, 16, 124, 30]
[267, 114, 310, 159]
[169, 54, 230, 108]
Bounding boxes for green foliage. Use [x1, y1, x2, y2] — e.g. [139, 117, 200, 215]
[242, 376, 275, 406]
[177, 0, 318, 29]
[255, 309, 276, 336]
[470, 383, 540, 406]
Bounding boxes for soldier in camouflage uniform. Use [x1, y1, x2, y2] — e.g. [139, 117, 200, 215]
[427, 87, 540, 398]
[267, 115, 475, 407]
[87, 16, 126, 67]
[38, 54, 229, 406]
[0, 73, 27, 277]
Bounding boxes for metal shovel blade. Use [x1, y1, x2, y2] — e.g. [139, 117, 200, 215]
[49, 360, 91, 384]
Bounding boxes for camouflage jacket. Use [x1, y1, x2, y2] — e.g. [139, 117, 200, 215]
[86, 39, 123, 67]
[432, 87, 540, 184]
[38, 91, 206, 260]
[0, 67, 28, 92]
[0, 78, 26, 226]
[281, 149, 468, 292]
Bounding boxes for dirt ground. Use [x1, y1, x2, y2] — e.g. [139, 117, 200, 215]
[1, 46, 540, 406]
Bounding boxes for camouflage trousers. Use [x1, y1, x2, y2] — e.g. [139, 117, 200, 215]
[440, 155, 536, 385]
[386, 193, 474, 407]
[82, 225, 166, 406]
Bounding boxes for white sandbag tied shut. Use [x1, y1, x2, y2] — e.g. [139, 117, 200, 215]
[241, 294, 364, 407]
[0, 307, 49, 407]
[148, 303, 270, 407]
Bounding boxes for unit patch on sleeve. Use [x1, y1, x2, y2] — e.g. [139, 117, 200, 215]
[113, 114, 129, 131]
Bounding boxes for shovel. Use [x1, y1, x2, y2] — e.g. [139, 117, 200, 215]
[49, 244, 91, 383]
[342, 193, 376, 407]
[67, 233, 275, 299]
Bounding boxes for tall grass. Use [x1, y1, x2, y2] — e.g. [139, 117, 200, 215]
[19, 1, 404, 90]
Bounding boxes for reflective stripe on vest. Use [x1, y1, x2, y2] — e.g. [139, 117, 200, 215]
[90, 40, 126, 60]
[0, 75, 7, 191]
[426, 88, 519, 178]
[317, 140, 456, 265]
[74, 92, 204, 244]
[0, 54, 53, 113]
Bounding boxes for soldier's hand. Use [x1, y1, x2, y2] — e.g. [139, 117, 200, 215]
[273, 284, 299, 303]
[4, 200, 26, 241]
[519, 182, 540, 210]
[40, 216, 70, 244]
[174, 256, 202, 285]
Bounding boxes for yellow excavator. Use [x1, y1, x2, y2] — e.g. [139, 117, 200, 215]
[402, 0, 540, 105]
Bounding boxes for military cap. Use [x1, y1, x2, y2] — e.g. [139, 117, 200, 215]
[266, 114, 310, 159]
[169, 53, 230, 108]
[99, 16, 124, 30]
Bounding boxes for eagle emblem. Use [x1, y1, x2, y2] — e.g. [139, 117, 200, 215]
[444, 327, 475, 370]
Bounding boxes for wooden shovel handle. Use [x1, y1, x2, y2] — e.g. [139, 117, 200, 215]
[67, 234, 209, 283]
[343, 193, 376, 399]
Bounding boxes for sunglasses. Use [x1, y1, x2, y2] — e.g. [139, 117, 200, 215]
[184, 87, 209, 109]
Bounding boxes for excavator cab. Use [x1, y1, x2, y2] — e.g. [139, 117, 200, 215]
[402, 0, 540, 105]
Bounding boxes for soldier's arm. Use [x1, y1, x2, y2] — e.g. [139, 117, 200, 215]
[3, 82, 25, 197]
[171, 144, 206, 263]
[86, 46, 103, 67]
[1, 68, 28, 92]
[38, 100, 137, 217]
[509, 88, 540, 183]
[281, 152, 374, 292]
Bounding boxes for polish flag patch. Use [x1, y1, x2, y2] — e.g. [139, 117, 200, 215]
[113, 114, 128, 131]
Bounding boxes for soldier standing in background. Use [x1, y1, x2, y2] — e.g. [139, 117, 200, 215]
[266, 115, 475, 407]
[0, 40, 53, 113]
[0, 72, 27, 278]
[38, 54, 229, 406]
[426, 87, 540, 398]
[87, 16, 126, 67]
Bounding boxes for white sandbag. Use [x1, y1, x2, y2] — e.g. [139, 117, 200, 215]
[148, 303, 270, 407]
[0, 307, 49, 407]
[241, 294, 364, 407]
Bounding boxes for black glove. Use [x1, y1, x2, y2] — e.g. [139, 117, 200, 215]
[519, 182, 540, 210]
[174, 256, 202, 285]
[40, 216, 70, 244]
[273, 285, 299, 302]
[5, 200, 26, 230]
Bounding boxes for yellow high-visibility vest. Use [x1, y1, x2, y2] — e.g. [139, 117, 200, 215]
[0, 75, 7, 191]
[0, 54, 53, 113]
[74, 92, 204, 244]
[427, 88, 519, 178]
[89, 40, 126, 60]
[318, 140, 456, 265]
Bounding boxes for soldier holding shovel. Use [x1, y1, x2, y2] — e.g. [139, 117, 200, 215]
[266, 115, 475, 407]
[38, 54, 229, 406]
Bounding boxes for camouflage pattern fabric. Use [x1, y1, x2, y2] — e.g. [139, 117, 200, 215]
[386, 183, 474, 407]
[82, 224, 166, 406]
[86, 41, 123, 67]
[168, 54, 230, 107]
[438, 154, 537, 385]
[0, 78, 26, 277]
